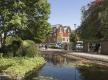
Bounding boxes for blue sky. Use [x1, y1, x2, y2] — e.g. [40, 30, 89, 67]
[48, 0, 92, 30]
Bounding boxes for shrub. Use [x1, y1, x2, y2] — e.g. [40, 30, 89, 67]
[49, 45, 57, 49]
[6, 36, 22, 46]
[1, 36, 22, 57]
[17, 40, 40, 57]
[2, 38, 40, 57]
[49, 45, 62, 49]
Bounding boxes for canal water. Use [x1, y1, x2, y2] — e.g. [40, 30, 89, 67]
[28, 52, 108, 80]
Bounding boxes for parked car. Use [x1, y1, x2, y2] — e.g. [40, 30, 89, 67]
[75, 41, 83, 51]
[76, 44, 83, 49]
[56, 43, 62, 49]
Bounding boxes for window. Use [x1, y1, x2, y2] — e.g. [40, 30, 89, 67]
[67, 39, 68, 42]
[60, 27, 62, 32]
[63, 38, 65, 41]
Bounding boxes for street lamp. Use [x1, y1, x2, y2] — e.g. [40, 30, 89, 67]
[74, 24, 76, 30]
[74, 24, 77, 41]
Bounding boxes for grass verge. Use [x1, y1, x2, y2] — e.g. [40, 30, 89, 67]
[0, 57, 45, 79]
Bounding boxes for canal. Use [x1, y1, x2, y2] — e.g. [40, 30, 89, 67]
[27, 51, 108, 80]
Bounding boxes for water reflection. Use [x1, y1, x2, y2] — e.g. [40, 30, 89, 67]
[31, 53, 108, 80]
[78, 63, 108, 80]
[38, 54, 81, 80]
[44, 53, 77, 66]
[45, 54, 66, 65]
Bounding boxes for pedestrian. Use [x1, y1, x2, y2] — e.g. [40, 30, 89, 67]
[64, 44, 67, 50]
[94, 43, 100, 53]
[45, 44, 48, 50]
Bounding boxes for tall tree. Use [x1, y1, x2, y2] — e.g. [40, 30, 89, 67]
[0, 0, 51, 46]
[79, 0, 108, 41]
[19, 0, 51, 43]
[0, 0, 28, 47]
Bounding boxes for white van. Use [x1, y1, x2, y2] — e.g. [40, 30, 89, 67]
[76, 41, 83, 51]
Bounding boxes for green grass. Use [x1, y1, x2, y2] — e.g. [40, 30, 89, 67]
[0, 57, 45, 79]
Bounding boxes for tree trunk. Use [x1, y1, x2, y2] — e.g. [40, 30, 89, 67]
[2, 33, 8, 56]
[0, 35, 2, 48]
[13, 51, 16, 57]
[83, 42, 90, 53]
[2, 33, 7, 47]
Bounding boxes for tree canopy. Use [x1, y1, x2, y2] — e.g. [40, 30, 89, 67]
[0, 0, 51, 46]
[79, 0, 108, 41]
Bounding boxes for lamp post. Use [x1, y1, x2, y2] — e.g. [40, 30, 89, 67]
[74, 24, 77, 80]
[74, 24, 77, 41]
[74, 24, 76, 30]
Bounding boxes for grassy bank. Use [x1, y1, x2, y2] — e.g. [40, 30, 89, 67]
[0, 57, 45, 79]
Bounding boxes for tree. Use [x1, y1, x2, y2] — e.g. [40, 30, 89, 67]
[0, 0, 51, 55]
[0, 0, 28, 47]
[70, 32, 77, 43]
[20, 0, 51, 43]
[80, 0, 108, 41]
[0, 0, 51, 45]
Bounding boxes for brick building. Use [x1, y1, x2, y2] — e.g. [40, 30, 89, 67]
[48, 24, 71, 43]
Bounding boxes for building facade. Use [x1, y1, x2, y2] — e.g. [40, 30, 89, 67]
[48, 24, 71, 43]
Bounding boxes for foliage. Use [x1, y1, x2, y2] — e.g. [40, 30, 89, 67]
[0, 36, 22, 57]
[0, 0, 51, 50]
[0, 57, 45, 79]
[80, 0, 108, 41]
[18, 0, 51, 43]
[70, 32, 77, 43]
[21, 40, 39, 57]
[49, 45, 58, 49]
[16, 40, 40, 57]
[0, 0, 28, 47]
[22, 40, 35, 48]
[5, 36, 21, 46]
[1, 39, 40, 57]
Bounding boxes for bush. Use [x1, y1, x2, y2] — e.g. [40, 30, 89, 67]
[17, 40, 40, 57]
[49, 45, 57, 49]
[2, 38, 40, 57]
[1, 36, 22, 57]
[49, 45, 62, 49]
[6, 36, 22, 46]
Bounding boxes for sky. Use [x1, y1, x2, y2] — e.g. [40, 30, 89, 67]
[48, 0, 92, 30]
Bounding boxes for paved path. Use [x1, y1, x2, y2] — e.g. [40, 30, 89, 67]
[40, 48, 63, 52]
[41, 48, 108, 63]
[68, 52, 108, 62]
